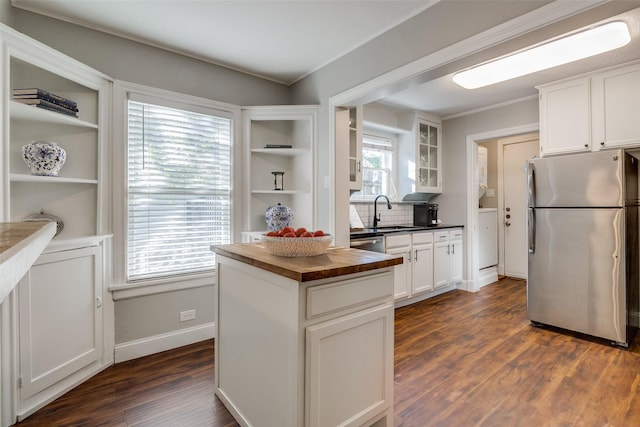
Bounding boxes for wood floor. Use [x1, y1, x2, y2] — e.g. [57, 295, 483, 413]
[16, 277, 640, 426]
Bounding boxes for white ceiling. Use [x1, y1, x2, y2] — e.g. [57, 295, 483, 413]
[10, 0, 434, 84]
[10, 0, 640, 117]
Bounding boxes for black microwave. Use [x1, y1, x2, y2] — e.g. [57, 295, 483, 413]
[414, 203, 438, 226]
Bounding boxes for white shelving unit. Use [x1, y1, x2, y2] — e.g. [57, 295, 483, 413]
[242, 105, 318, 233]
[1, 24, 114, 424]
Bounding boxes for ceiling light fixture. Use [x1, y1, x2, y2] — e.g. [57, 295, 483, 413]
[452, 21, 631, 89]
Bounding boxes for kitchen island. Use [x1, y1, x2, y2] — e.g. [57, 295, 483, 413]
[212, 243, 402, 427]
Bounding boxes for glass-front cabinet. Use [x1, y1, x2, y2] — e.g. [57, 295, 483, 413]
[348, 106, 363, 190]
[417, 120, 441, 192]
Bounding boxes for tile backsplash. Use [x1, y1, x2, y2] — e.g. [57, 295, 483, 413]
[351, 203, 413, 228]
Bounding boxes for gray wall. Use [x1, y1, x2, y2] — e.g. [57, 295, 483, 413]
[9, 8, 291, 346]
[439, 98, 539, 225]
[290, 1, 551, 241]
[11, 9, 290, 107]
[0, 0, 11, 25]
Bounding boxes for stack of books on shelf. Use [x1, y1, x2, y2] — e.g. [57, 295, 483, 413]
[12, 88, 78, 117]
[264, 144, 292, 149]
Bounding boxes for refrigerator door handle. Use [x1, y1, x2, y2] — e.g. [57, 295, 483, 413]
[527, 161, 535, 208]
[528, 208, 535, 254]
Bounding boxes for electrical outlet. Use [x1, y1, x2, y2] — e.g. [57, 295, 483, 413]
[179, 309, 196, 322]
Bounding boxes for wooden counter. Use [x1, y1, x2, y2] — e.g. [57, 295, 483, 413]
[0, 222, 57, 304]
[213, 242, 402, 282]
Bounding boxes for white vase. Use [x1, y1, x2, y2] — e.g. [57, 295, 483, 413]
[22, 141, 67, 176]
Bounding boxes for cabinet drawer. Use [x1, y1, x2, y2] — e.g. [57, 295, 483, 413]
[385, 233, 411, 249]
[434, 231, 449, 242]
[306, 271, 392, 319]
[450, 229, 463, 240]
[412, 231, 433, 244]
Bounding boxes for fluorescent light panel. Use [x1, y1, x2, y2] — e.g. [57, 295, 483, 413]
[453, 21, 631, 89]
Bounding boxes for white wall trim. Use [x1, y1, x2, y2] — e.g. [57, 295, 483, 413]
[109, 273, 214, 300]
[394, 283, 457, 308]
[478, 267, 499, 289]
[465, 123, 539, 293]
[114, 322, 215, 363]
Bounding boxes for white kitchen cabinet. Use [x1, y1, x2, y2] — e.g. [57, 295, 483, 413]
[17, 242, 110, 420]
[449, 229, 464, 284]
[433, 229, 464, 288]
[242, 106, 318, 232]
[1, 24, 114, 423]
[385, 233, 411, 300]
[411, 232, 434, 294]
[538, 61, 640, 156]
[306, 302, 393, 427]
[591, 63, 640, 149]
[386, 231, 437, 301]
[538, 78, 591, 156]
[215, 251, 395, 427]
[398, 112, 442, 195]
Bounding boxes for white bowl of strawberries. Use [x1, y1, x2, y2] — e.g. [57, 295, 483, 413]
[261, 227, 331, 257]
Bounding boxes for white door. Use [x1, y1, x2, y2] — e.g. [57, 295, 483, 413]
[502, 138, 538, 278]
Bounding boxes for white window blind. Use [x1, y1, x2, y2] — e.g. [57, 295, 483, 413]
[127, 99, 232, 281]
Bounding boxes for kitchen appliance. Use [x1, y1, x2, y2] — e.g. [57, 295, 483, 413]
[527, 149, 639, 346]
[349, 235, 385, 253]
[414, 203, 438, 227]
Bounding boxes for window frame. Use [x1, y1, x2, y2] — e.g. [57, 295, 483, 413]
[350, 132, 398, 202]
[111, 81, 242, 299]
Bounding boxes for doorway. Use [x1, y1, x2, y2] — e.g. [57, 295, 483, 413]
[466, 125, 538, 293]
[500, 134, 539, 279]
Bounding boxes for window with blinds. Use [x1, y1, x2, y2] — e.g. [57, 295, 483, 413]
[127, 100, 232, 281]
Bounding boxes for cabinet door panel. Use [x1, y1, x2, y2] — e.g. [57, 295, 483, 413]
[411, 245, 433, 294]
[306, 304, 393, 427]
[599, 65, 640, 148]
[539, 79, 591, 156]
[433, 242, 449, 288]
[19, 246, 102, 400]
[386, 247, 411, 300]
[449, 239, 463, 284]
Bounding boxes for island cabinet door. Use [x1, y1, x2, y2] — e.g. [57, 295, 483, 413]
[305, 302, 394, 427]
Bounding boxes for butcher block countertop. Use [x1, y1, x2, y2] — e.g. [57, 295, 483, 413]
[213, 242, 402, 282]
[0, 222, 57, 304]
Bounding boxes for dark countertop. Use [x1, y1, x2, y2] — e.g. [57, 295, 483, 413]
[213, 242, 403, 282]
[350, 224, 464, 240]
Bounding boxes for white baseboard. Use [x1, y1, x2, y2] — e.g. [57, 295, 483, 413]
[114, 322, 215, 363]
[478, 267, 499, 289]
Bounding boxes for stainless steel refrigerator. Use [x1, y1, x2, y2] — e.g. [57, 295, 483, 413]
[527, 149, 639, 346]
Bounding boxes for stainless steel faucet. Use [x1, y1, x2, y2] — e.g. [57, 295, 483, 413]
[373, 195, 392, 229]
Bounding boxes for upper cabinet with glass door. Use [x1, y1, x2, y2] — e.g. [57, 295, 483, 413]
[417, 120, 441, 192]
[397, 112, 442, 196]
[348, 106, 363, 191]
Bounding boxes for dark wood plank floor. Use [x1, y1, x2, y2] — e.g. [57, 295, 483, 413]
[16, 277, 640, 426]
